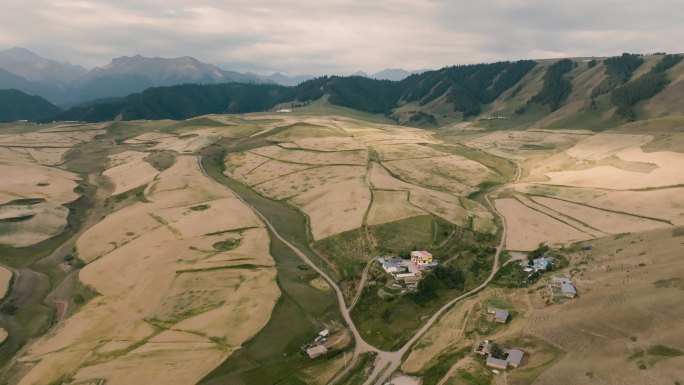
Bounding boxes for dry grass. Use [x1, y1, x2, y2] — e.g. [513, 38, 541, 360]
[16, 156, 279, 385]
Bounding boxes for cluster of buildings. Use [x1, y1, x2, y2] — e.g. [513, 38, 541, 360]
[474, 340, 525, 370]
[302, 329, 330, 358]
[377, 250, 439, 287]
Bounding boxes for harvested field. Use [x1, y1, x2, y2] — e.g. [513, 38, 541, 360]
[16, 155, 279, 385]
[291, 178, 371, 240]
[373, 143, 447, 160]
[516, 183, 684, 227]
[0, 202, 69, 247]
[282, 136, 366, 152]
[0, 163, 79, 205]
[531, 196, 667, 234]
[251, 145, 367, 165]
[465, 130, 584, 160]
[24, 147, 70, 166]
[367, 190, 427, 226]
[369, 163, 494, 230]
[225, 151, 270, 180]
[149, 134, 221, 153]
[384, 156, 493, 196]
[565, 133, 653, 160]
[103, 151, 159, 195]
[240, 158, 314, 186]
[254, 165, 365, 199]
[495, 198, 592, 250]
[408, 194, 469, 227]
[543, 148, 684, 190]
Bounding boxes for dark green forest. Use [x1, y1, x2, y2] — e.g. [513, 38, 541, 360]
[611, 54, 683, 119]
[529, 59, 574, 111]
[591, 53, 644, 97]
[0, 89, 62, 122]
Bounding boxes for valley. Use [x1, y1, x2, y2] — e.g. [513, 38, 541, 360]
[0, 52, 683, 385]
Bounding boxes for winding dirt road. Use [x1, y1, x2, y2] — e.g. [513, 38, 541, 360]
[199, 154, 521, 385]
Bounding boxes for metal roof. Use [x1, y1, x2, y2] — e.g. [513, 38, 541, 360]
[561, 283, 577, 294]
[495, 309, 509, 320]
[504, 349, 524, 365]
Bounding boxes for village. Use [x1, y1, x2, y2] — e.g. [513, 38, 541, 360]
[370, 247, 581, 378]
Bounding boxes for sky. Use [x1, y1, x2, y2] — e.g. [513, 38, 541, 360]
[1, 0, 682, 75]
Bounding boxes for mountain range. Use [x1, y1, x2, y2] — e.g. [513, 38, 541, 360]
[0, 47, 422, 106]
[3, 50, 683, 131]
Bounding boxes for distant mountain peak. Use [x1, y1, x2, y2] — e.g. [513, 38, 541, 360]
[0, 47, 87, 84]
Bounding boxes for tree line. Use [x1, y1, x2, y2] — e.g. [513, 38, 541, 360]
[611, 54, 683, 119]
[529, 58, 574, 111]
[591, 53, 644, 98]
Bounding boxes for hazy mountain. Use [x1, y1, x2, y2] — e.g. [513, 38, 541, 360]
[0, 48, 272, 106]
[66, 55, 269, 102]
[0, 88, 62, 122]
[371, 68, 428, 81]
[350, 68, 430, 81]
[81, 55, 264, 86]
[267, 72, 314, 86]
[0, 67, 66, 102]
[0, 47, 87, 84]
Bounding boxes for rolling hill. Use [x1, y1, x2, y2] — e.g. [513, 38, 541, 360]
[0, 89, 62, 122]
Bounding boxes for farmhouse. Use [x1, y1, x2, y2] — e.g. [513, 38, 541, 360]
[486, 357, 508, 370]
[411, 250, 432, 265]
[486, 307, 510, 323]
[494, 309, 509, 324]
[504, 348, 524, 368]
[561, 282, 577, 298]
[484, 348, 526, 369]
[532, 256, 555, 271]
[306, 345, 328, 358]
[410, 250, 438, 269]
[378, 257, 407, 274]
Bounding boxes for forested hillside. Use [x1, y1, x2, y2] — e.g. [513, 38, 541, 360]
[47, 53, 684, 125]
[0, 89, 62, 122]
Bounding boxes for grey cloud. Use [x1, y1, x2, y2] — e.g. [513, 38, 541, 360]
[0, 0, 682, 75]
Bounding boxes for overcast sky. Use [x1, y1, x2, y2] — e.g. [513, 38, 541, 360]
[1, 0, 682, 75]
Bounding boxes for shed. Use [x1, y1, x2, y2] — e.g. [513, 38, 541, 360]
[306, 345, 328, 358]
[319, 329, 330, 337]
[561, 283, 577, 298]
[504, 348, 524, 368]
[494, 309, 509, 324]
[486, 356, 508, 370]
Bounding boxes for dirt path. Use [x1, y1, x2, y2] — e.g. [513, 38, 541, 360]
[437, 356, 474, 385]
[200, 151, 522, 385]
[349, 258, 374, 311]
